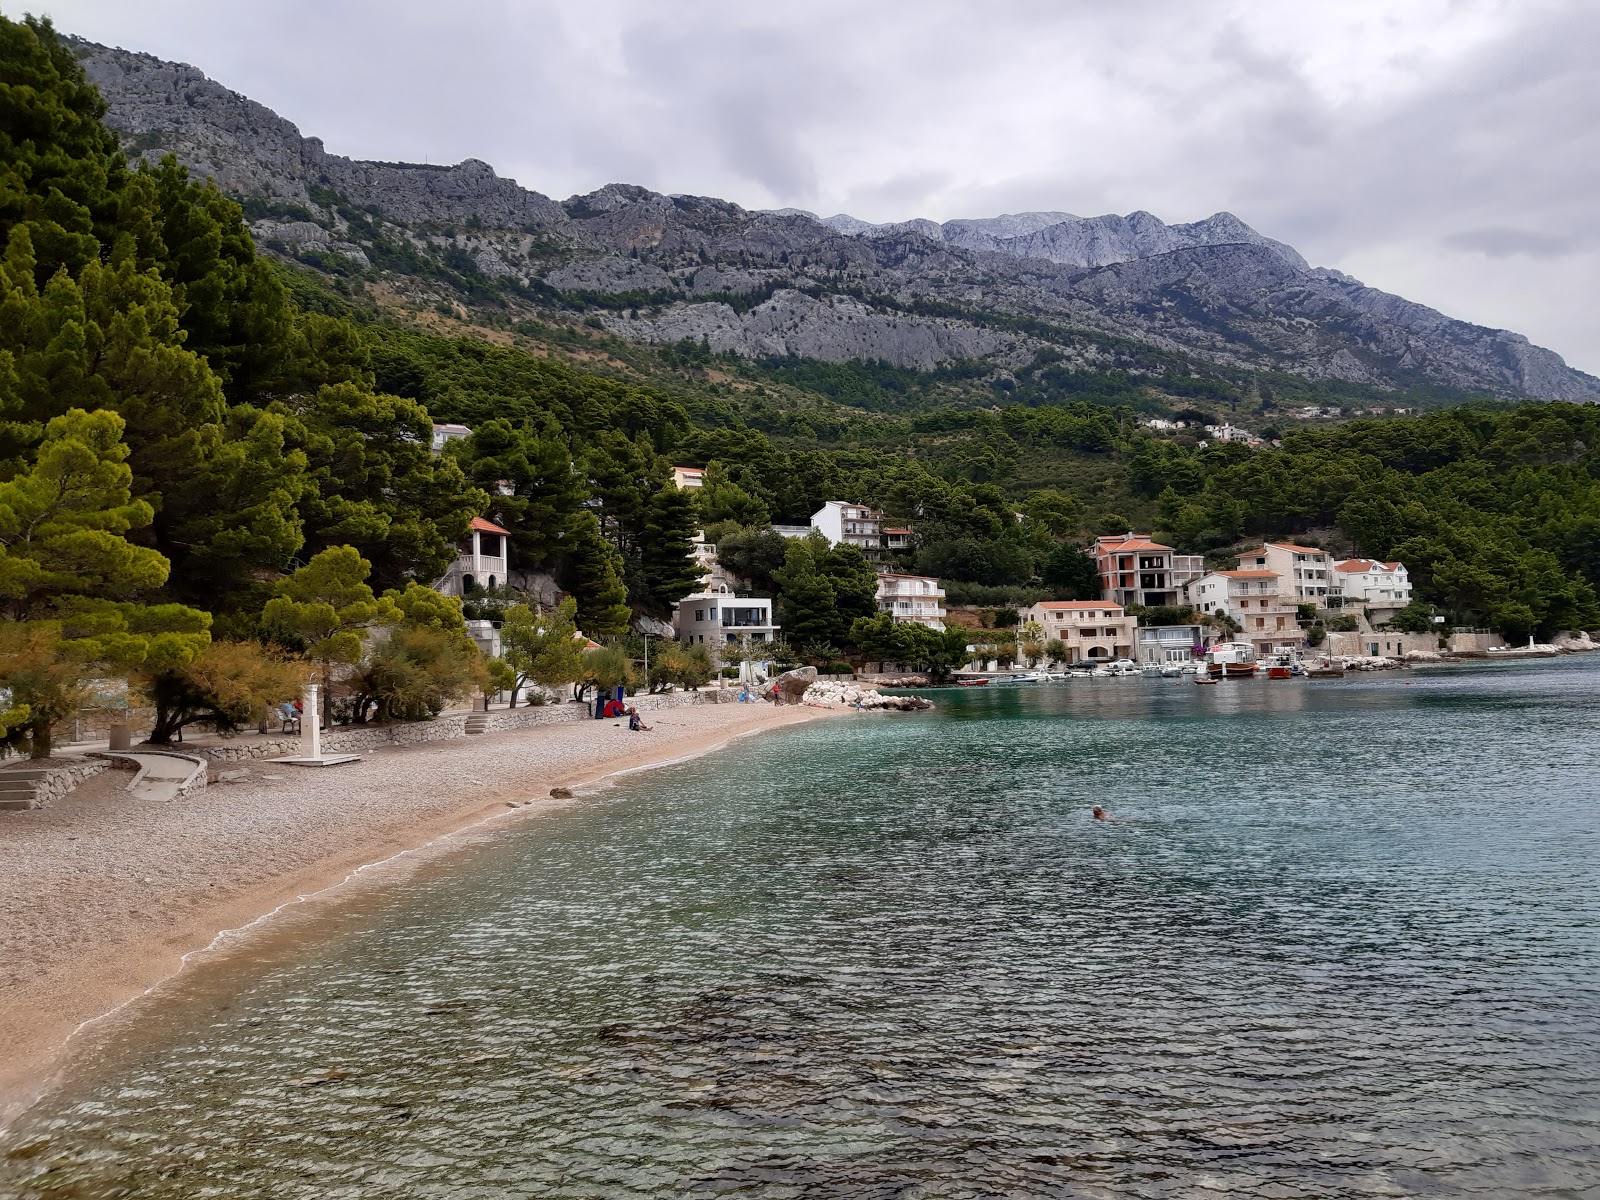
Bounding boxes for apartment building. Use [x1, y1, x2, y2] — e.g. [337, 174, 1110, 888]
[1020, 600, 1136, 662]
[1189, 569, 1305, 654]
[670, 465, 706, 489]
[875, 573, 946, 630]
[811, 501, 887, 563]
[1091, 534, 1181, 607]
[1237, 543, 1335, 604]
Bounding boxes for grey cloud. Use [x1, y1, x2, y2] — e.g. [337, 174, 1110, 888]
[32, 0, 1600, 370]
[1443, 228, 1586, 259]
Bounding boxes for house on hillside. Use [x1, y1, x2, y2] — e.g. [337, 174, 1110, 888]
[1020, 600, 1135, 663]
[430, 423, 472, 455]
[1333, 559, 1412, 621]
[1237, 543, 1334, 605]
[436, 517, 511, 597]
[876, 574, 946, 630]
[811, 501, 887, 563]
[1090, 534, 1180, 607]
[673, 585, 779, 649]
[671, 465, 706, 489]
[1189, 569, 1305, 655]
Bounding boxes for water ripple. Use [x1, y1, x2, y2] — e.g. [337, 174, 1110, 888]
[4, 662, 1600, 1197]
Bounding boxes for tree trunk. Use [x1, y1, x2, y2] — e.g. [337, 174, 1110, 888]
[27, 717, 52, 760]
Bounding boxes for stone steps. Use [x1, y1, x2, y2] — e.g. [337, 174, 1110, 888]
[464, 713, 490, 735]
[0, 779, 38, 810]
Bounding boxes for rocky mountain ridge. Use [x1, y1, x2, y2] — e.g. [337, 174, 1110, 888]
[71, 35, 1600, 403]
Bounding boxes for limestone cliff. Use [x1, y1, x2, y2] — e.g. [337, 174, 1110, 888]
[68, 36, 1600, 403]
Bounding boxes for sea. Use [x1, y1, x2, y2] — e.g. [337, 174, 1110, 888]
[3, 659, 1598, 1198]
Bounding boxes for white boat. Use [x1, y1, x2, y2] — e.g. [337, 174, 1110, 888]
[1007, 672, 1042, 683]
[1159, 662, 1184, 677]
[1110, 659, 1141, 677]
[1140, 662, 1163, 677]
[1202, 641, 1259, 678]
[1090, 664, 1114, 677]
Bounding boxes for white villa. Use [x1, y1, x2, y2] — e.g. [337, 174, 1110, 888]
[430, 423, 472, 455]
[876, 573, 946, 630]
[671, 465, 706, 489]
[673, 585, 779, 649]
[1334, 559, 1413, 616]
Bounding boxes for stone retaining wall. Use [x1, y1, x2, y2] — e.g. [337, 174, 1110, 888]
[18, 757, 109, 807]
[192, 689, 725, 766]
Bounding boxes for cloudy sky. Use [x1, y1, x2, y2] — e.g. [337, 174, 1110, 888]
[36, 0, 1600, 373]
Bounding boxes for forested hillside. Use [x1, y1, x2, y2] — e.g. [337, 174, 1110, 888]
[3, 12, 1597, 762]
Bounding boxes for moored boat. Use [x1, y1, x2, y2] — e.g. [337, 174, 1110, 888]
[1204, 641, 1259, 678]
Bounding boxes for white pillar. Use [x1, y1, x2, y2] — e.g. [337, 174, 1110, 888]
[305, 683, 321, 761]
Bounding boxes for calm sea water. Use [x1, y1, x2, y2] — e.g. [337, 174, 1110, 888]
[5, 661, 1600, 1198]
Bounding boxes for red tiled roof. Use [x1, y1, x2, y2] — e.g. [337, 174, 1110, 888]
[1335, 559, 1401, 573]
[1263, 542, 1328, 555]
[470, 516, 511, 535]
[1097, 537, 1173, 553]
[883, 527, 912, 535]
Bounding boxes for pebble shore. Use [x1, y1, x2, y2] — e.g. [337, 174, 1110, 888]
[0, 700, 830, 1118]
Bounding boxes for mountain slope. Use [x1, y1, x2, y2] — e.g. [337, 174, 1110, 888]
[71, 36, 1600, 404]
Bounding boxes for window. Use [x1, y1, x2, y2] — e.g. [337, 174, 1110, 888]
[709, 606, 718, 618]
[477, 532, 504, 558]
[695, 609, 704, 622]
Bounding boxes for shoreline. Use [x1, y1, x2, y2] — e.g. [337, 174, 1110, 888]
[0, 701, 832, 1126]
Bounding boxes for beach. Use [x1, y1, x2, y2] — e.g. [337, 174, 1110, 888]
[0, 699, 829, 1121]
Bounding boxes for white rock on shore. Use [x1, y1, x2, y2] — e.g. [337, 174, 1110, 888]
[803, 680, 934, 711]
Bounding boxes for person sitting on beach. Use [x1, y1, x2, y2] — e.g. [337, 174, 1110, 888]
[627, 708, 652, 732]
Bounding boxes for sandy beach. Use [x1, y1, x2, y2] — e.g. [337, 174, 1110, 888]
[0, 700, 829, 1121]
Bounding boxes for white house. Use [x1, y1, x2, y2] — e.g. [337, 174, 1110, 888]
[811, 501, 887, 563]
[1020, 600, 1136, 662]
[1189, 570, 1305, 653]
[671, 465, 706, 489]
[431, 423, 472, 455]
[1237, 543, 1334, 605]
[1334, 559, 1412, 614]
[674, 585, 779, 649]
[436, 516, 511, 596]
[876, 573, 946, 629]
[1137, 624, 1214, 664]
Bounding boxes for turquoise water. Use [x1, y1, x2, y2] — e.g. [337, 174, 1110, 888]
[5, 661, 1600, 1197]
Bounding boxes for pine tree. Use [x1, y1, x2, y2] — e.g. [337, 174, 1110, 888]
[565, 511, 631, 638]
[639, 485, 703, 610]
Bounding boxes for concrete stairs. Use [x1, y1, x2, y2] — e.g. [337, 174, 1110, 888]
[464, 713, 491, 736]
[0, 764, 58, 811]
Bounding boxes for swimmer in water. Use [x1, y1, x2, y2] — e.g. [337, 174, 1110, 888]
[1092, 806, 1108, 820]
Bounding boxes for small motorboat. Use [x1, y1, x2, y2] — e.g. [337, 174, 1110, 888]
[955, 677, 990, 687]
[1194, 675, 1220, 685]
[1008, 672, 1042, 683]
[1110, 659, 1141, 677]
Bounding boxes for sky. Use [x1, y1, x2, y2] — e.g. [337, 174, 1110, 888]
[32, 0, 1600, 374]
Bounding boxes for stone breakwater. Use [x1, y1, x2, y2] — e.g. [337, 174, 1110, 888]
[802, 680, 935, 711]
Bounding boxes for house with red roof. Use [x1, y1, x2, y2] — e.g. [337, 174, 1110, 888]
[436, 516, 512, 598]
[1237, 543, 1335, 605]
[1090, 533, 1184, 608]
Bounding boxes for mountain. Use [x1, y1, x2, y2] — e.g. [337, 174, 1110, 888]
[72, 36, 1600, 403]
